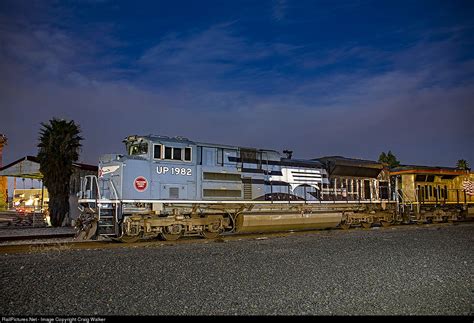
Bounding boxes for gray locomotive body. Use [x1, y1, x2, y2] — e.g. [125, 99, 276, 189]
[77, 135, 397, 241]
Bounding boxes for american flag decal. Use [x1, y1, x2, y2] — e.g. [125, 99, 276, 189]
[462, 180, 474, 196]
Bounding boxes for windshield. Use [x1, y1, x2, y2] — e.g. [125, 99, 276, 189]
[128, 141, 148, 156]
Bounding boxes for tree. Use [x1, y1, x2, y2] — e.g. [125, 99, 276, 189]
[456, 159, 470, 170]
[378, 150, 400, 168]
[37, 118, 83, 227]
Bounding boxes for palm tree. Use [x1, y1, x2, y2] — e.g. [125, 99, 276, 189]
[37, 119, 83, 227]
[456, 159, 470, 171]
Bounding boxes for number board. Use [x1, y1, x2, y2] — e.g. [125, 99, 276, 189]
[157, 166, 192, 176]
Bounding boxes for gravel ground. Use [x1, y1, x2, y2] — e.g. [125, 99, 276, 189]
[0, 223, 473, 316]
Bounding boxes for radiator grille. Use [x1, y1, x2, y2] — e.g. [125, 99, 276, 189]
[203, 189, 241, 197]
[203, 172, 242, 181]
[169, 187, 179, 199]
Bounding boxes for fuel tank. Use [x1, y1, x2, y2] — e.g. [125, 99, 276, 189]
[235, 211, 343, 233]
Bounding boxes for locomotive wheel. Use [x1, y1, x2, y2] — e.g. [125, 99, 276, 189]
[201, 231, 220, 239]
[160, 232, 182, 241]
[201, 223, 222, 239]
[160, 224, 183, 241]
[361, 222, 371, 229]
[119, 233, 142, 243]
[340, 223, 351, 230]
[380, 220, 391, 228]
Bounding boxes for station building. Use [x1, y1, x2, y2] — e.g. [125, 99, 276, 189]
[0, 155, 97, 225]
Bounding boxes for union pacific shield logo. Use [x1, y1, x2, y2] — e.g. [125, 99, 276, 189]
[134, 176, 148, 192]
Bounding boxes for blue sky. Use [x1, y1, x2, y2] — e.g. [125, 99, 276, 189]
[1, 0, 473, 169]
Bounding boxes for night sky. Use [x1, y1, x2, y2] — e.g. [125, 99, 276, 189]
[1, 0, 473, 170]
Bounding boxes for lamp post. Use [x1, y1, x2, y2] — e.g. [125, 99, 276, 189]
[0, 134, 8, 209]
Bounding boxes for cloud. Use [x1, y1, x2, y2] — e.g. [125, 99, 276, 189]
[136, 23, 301, 90]
[272, 0, 287, 21]
[0, 12, 473, 169]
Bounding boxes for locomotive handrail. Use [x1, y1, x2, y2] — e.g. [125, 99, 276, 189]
[109, 179, 119, 201]
[107, 179, 120, 225]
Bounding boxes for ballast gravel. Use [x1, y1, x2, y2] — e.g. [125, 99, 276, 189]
[0, 223, 473, 316]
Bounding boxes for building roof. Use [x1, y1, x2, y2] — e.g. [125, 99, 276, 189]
[0, 156, 97, 179]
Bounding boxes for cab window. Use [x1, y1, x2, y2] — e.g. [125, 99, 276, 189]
[163, 146, 192, 162]
[173, 148, 182, 160]
[153, 145, 162, 159]
[129, 142, 148, 155]
[165, 147, 172, 159]
[184, 147, 192, 161]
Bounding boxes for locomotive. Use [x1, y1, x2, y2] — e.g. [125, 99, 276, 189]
[75, 135, 472, 241]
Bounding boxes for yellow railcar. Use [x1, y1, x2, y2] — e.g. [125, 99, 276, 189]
[390, 166, 473, 222]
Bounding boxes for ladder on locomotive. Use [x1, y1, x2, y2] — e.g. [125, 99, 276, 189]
[397, 189, 416, 222]
[97, 178, 120, 237]
[81, 175, 119, 237]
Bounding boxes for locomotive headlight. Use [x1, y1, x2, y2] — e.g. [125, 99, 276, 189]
[100, 165, 121, 177]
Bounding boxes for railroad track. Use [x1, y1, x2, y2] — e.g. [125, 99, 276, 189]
[0, 221, 471, 255]
[0, 233, 76, 242]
